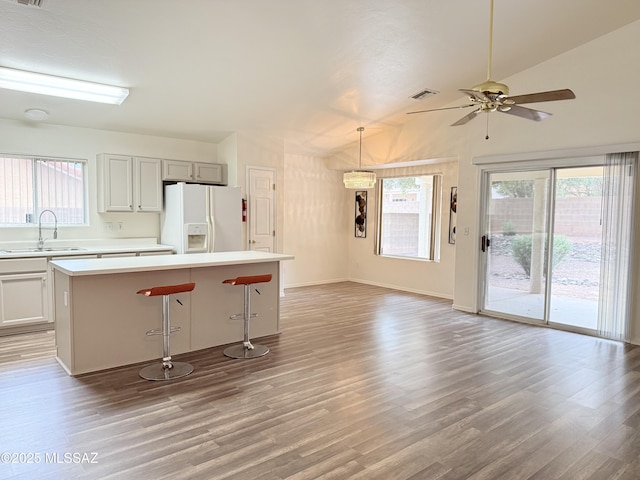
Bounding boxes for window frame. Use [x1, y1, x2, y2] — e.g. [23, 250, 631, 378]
[0, 154, 89, 226]
[375, 173, 442, 262]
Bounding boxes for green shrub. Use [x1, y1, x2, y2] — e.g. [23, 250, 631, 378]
[502, 220, 516, 236]
[511, 235, 572, 276]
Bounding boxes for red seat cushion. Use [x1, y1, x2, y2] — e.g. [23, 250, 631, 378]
[222, 274, 272, 286]
[136, 282, 196, 297]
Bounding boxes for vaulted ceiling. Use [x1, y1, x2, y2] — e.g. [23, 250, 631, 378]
[1, 0, 640, 155]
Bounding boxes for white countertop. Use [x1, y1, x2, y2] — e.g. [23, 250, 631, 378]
[0, 238, 174, 259]
[50, 251, 294, 276]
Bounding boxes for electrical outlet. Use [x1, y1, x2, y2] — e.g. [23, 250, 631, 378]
[104, 222, 113, 231]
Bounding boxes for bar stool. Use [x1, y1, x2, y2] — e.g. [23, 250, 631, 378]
[222, 274, 272, 359]
[136, 282, 196, 381]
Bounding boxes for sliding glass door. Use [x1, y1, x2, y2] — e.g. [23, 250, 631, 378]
[481, 169, 550, 322]
[480, 157, 635, 340]
[547, 166, 603, 330]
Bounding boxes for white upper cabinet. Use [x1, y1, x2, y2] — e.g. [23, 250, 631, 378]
[98, 154, 134, 212]
[162, 159, 226, 185]
[194, 162, 224, 184]
[98, 154, 162, 213]
[162, 160, 193, 182]
[134, 157, 162, 212]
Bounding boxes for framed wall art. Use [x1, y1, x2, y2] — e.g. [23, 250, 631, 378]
[355, 191, 367, 238]
[449, 186, 457, 244]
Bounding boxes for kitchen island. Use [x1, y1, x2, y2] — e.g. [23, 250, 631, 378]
[50, 251, 294, 376]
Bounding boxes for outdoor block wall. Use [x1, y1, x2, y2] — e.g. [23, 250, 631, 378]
[490, 197, 602, 238]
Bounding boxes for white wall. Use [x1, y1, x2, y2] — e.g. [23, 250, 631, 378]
[235, 130, 285, 253]
[217, 132, 238, 187]
[0, 119, 219, 243]
[327, 19, 640, 340]
[347, 160, 458, 298]
[283, 153, 350, 287]
[3, 19, 640, 340]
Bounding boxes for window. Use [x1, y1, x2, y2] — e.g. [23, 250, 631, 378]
[0, 155, 87, 225]
[377, 175, 441, 261]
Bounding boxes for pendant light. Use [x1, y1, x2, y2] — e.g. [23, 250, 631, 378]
[343, 127, 376, 189]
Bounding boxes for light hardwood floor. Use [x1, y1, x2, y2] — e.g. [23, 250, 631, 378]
[2, 282, 640, 479]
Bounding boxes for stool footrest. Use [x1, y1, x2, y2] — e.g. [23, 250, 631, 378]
[229, 313, 258, 320]
[146, 326, 181, 336]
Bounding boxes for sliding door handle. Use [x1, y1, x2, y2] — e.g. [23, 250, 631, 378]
[481, 235, 491, 252]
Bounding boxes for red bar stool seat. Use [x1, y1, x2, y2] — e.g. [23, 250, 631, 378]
[136, 282, 196, 380]
[222, 274, 272, 359]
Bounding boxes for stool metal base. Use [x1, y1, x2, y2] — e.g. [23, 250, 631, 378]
[224, 343, 269, 359]
[139, 361, 194, 381]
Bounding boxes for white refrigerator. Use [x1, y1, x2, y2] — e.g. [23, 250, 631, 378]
[161, 182, 242, 253]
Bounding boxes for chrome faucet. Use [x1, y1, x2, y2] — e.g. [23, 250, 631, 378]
[37, 209, 58, 250]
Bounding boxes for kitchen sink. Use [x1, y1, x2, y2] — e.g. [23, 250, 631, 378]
[1, 247, 88, 253]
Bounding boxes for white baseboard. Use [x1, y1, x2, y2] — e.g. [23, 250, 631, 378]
[284, 278, 349, 289]
[283, 277, 453, 301]
[452, 304, 477, 313]
[348, 278, 453, 300]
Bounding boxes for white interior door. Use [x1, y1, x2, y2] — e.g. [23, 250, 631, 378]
[247, 167, 275, 252]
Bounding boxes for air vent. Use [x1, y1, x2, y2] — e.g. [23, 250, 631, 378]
[16, 0, 43, 6]
[410, 88, 438, 100]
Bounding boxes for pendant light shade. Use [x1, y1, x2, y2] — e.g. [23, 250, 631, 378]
[343, 170, 377, 189]
[343, 127, 376, 189]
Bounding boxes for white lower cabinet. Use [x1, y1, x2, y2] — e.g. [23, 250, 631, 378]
[0, 249, 174, 334]
[0, 258, 48, 327]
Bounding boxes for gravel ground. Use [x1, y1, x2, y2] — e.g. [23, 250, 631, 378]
[488, 235, 601, 301]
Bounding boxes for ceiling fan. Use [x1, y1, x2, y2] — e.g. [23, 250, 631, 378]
[407, 0, 575, 137]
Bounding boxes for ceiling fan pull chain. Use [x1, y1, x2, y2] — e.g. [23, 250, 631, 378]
[485, 112, 490, 140]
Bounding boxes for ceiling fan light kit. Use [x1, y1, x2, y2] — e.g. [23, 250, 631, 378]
[343, 127, 377, 189]
[407, 0, 575, 136]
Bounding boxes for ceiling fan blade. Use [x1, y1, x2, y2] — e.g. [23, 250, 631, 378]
[452, 108, 481, 126]
[407, 104, 475, 115]
[507, 89, 575, 105]
[500, 105, 551, 121]
[459, 88, 490, 102]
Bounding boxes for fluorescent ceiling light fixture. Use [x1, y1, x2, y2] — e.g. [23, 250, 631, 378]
[0, 67, 129, 105]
